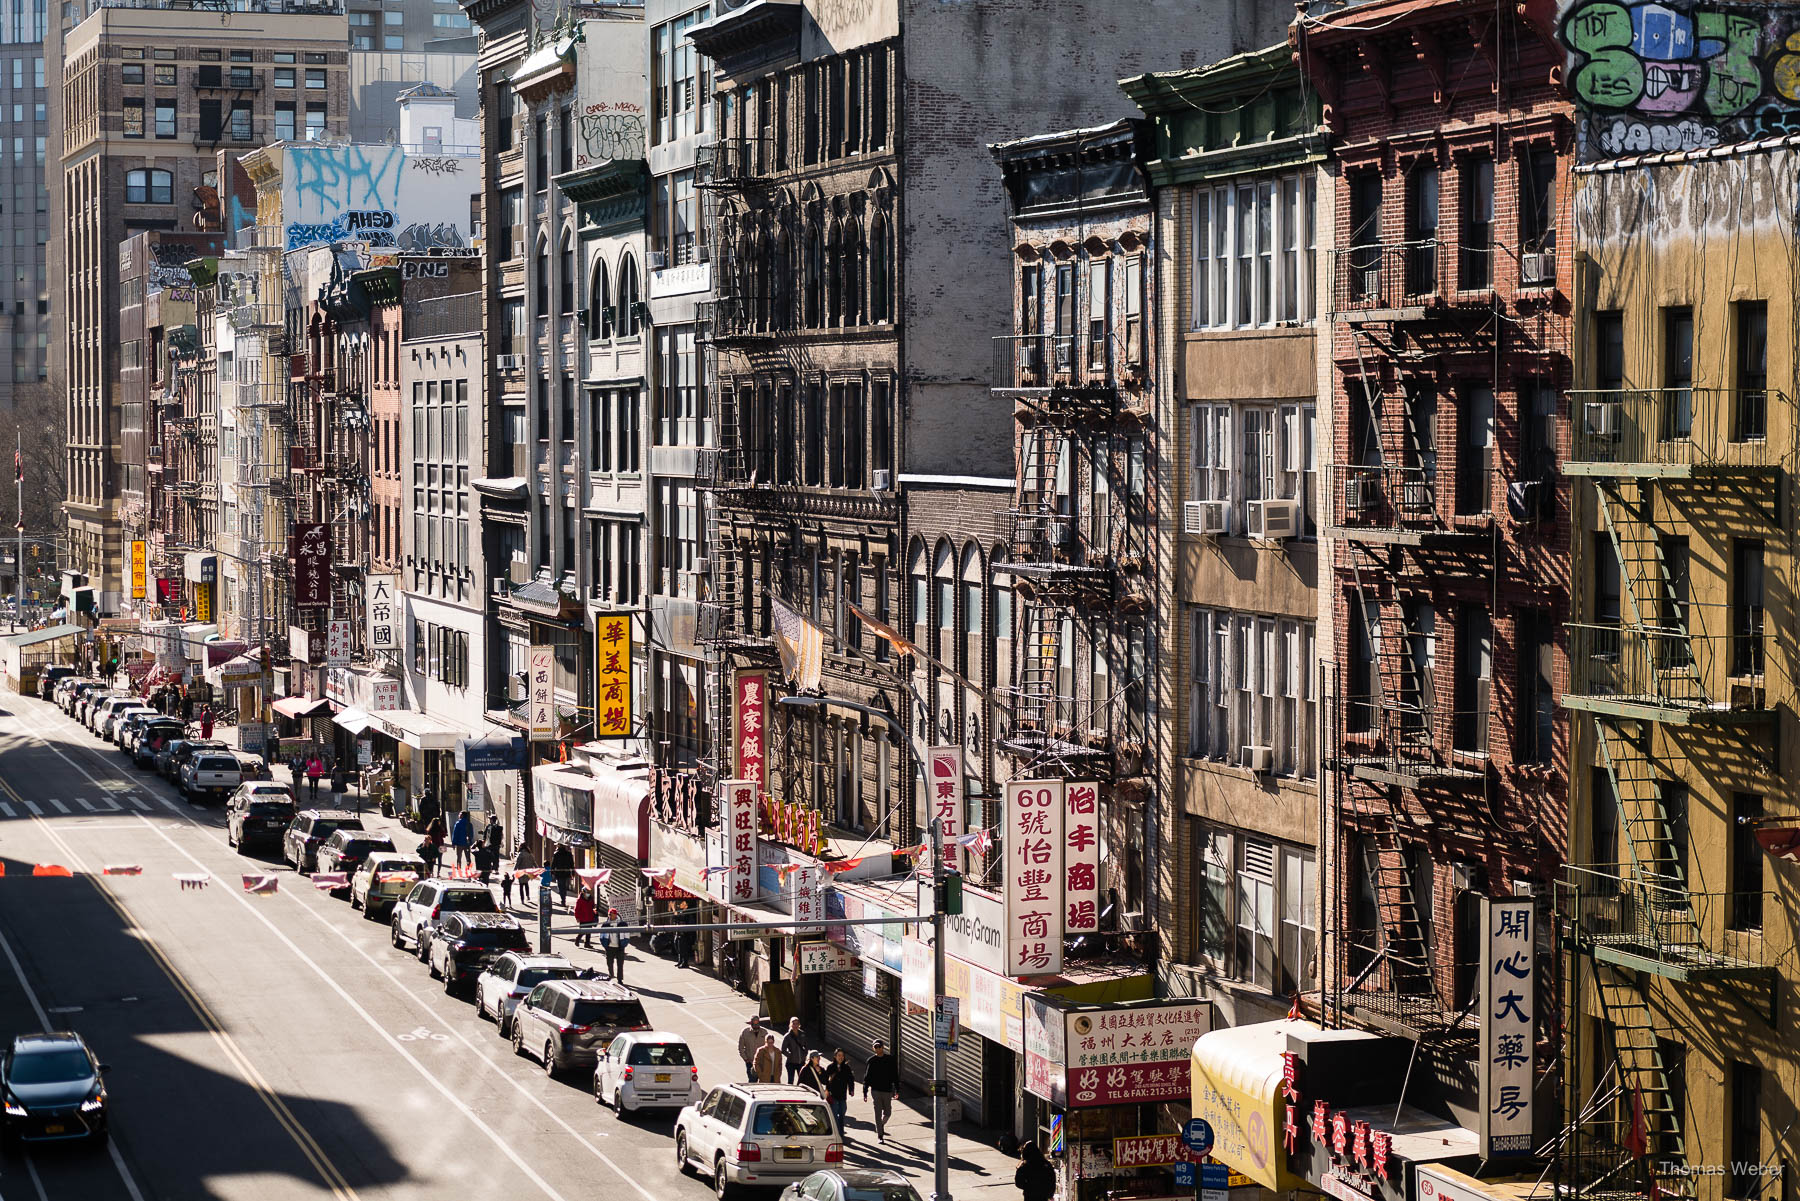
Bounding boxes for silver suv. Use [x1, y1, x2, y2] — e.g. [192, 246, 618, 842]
[508, 978, 648, 1078]
[389, 879, 500, 957]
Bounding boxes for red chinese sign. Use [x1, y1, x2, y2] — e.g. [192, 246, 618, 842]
[927, 746, 962, 869]
[1111, 1135, 1201, 1169]
[722, 780, 758, 903]
[1003, 779, 1064, 976]
[1063, 780, 1099, 933]
[734, 671, 767, 786]
[1070, 1060, 1191, 1107]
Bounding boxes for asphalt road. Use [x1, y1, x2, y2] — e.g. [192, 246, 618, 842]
[0, 692, 800, 1201]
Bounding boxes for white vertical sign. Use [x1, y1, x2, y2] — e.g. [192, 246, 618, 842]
[527, 645, 555, 741]
[326, 618, 351, 667]
[1479, 897, 1535, 1157]
[790, 864, 824, 934]
[927, 746, 963, 868]
[365, 574, 399, 655]
[723, 779, 759, 904]
[1063, 780, 1100, 934]
[1003, 779, 1065, 977]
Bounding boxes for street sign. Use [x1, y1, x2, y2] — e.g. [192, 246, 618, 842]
[1183, 1119, 1215, 1157]
[357, 738, 372, 766]
[1200, 1162, 1230, 1201]
[1173, 1164, 1195, 1188]
[934, 995, 960, 1049]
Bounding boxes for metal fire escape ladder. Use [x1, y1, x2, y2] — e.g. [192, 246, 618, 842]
[1594, 484, 1705, 706]
[1593, 969, 1694, 1198]
[1591, 723, 1707, 954]
[1367, 822, 1435, 1000]
[1014, 603, 1061, 733]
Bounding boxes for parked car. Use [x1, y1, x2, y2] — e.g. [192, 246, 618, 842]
[116, 710, 166, 752]
[233, 753, 273, 782]
[161, 738, 229, 784]
[102, 705, 155, 744]
[594, 1031, 702, 1116]
[57, 678, 98, 713]
[780, 1169, 922, 1201]
[129, 718, 185, 768]
[282, 810, 366, 874]
[350, 852, 425, 919]
[314, 829, 395, 881]
[474, 952, 584, 1036]
[508, 978, 650, 1078]
[389, 878, 500, 955]
[427, 912, 530, 995]
[37, 665, 75, 699]
[87, 696, 137, 736]
[179, 753, 242, 806]
[225, 785, 297, 854]
[78, 690, 124, 728]
[676, 1084, 843, 1197]
[0, 1032, 109, 1146]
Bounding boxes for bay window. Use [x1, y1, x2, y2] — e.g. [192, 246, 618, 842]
[1194, 171, 1315, 330]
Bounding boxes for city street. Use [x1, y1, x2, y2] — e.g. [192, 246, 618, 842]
[0, 692, 1010, 1201]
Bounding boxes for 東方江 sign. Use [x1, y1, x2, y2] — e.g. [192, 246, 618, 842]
[1479, 897, 1535, 1156]
[928, 746, 963, 869]
[365, 574, 398, 655]
[527, 645, 555, 741]
[1003, 779, 1065, 976]
[1064, 780, 1100, 933]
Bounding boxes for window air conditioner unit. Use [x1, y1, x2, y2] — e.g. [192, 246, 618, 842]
[1183, 499, 1228, 536]
[1015, 342, 1041, 374]
[1247, 498, 1301, 541]
[1044, 519, 1072, 548]
[1520, 252, 1555, 286]
[512, 240, 525, 259]
[490, 576, 508, 596]
[1584, 401, 1620, 440]
[1343, 474, 1378, 515]
[495, 354, 523, 372]
[872, 469, 892, 491]
[647, 250, 667, 271]
[508, 672, 527, 701]
[694, 556, 710, 578]
[1241, 745, 1273, 774]
[1052, 340, 1073, 373]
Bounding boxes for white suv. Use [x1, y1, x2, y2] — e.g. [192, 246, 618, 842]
[675, 1083, 842, 1199]
[389, 879, 500, 957]
[474, 952, 584, 1037]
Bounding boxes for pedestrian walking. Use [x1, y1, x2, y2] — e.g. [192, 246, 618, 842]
[737, 1017, 765, 1084]
[305, 754, 323, 800]
[863, 1038, 897, 1141]
[573, 888, 598, 947]
[600, 908, 628, 980]
[451, 810, 474, 869]
[511, 845, 537, 907]
[752, 1035, 781, 1084]
[330, 764, 348, 802]
[420, 816, 446, 877]
[781, 1018, 807, 1086]
[823, 1049, 856, 1134]
[1015, 1142, 1057, 1201]
[798, 1051, 829, 1097]
[415, 787, 440, 832]
[484, 820, 502, 853]
[475, 841, 497, 886]
[499, 852, 515, 905]
[675, 902, 697, 969]
[550, 842, 575, 906]
[200, 705, 214, 740]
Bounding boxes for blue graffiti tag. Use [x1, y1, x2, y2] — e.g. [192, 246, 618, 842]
[287, 144, 407, 221]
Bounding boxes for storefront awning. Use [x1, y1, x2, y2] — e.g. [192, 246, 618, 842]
[334, 707, 375, 736]
[369, 708, 465, 750]
[1191, 1019, 1321, 1192]
[455, 732, 527, 771]
[273, 695, 334, 719]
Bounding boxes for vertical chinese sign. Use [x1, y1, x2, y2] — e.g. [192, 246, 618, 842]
[290, 522, 331, 608]
[927, 746, 963, 869]
[593, 613, 631, 738]
[790, 864, 823, 934]
[723, 779, 759, 903]
[326, 619, 351, 667]
[1003, 779, 1065, 976]
[1479, 897, 1534, 1157]
[527, 644, 555, 741]
[1064, 780, 1100, 933]
[129, 540, 146, 600]
[734, 670, 767, 788]
[365, 574, 398, 655]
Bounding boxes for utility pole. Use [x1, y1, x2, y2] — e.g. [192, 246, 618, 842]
[14, 431, 22, 628]
[931, 813, 951, 1201]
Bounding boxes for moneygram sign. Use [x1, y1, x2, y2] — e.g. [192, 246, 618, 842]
[928, 881, 1007, 977]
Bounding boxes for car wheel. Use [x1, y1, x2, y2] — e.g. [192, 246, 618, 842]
[428, 955, 441, 981]
[510, 1023, 526, 1059]
[363, 902, 380, 923]
[713, 1155, 733, 1200]
[390, 917, 404, 949]
[498, 1012, 512, 1040]
[614, 1089, 628, 1118]
[350, 891, 363, 911]
[416, 935, 431, 964]
[543, 1042, 561, 1078]
[675, 1131, 693, 1175]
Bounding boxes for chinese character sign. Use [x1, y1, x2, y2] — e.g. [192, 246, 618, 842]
[527, 645, 555, 741]
[927, 747, 963, 869]
[1064, 780, 1100, 934]
[365, 574, 399, 653]
[129, 541, 146, 599]
[735, 671, 767, 785]
[593, 614, 632, 738]
[326, 619, 351, 667]
[1003, 779, 1064, 977]
[290, 523, 332, 609]
[1059, 1002, 1211, 1107]
[790, 865, 823, 934]
[369, 679, 401, 711]
[723, 779, 758, 904]
[1479, 897, 1535, 1157]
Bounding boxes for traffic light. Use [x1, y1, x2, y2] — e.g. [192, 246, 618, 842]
[935, 870, 964, 916]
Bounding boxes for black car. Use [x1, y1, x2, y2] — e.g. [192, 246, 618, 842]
[1, 1032, 108, 1145]
[314, 830, 396, 880]
[427, 913, 530, 996]
[37, 665, 75, 699]
[284, 810, 367, 873]
[226, 786, 297, 854]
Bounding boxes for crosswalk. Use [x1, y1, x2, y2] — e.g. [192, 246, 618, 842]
[0, 794, 181, 820]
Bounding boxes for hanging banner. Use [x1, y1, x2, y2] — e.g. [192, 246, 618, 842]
[326, 619, 351, 667]
[527, 645, 555, 741]
[790, 864, 824, 934]
[129, 541, 147, 599]
[365, 574, 399, 656]
[1064, 780, 1100, 934]
[734, 670, 767, 786]
[721, 779, 758, 904]
[290, 523, 331, 609]
[594, 613, 631, 738]
[195, 582, 213, 622]
[927, 746, 963, 870]
[1479, 898, 1535, 1157]
[1003, 779, 1065, 977]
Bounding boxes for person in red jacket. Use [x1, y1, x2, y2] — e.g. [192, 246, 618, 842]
[573, 888, 598, 947]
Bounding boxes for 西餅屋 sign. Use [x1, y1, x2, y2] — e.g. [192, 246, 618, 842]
[527, 645, 554, 740]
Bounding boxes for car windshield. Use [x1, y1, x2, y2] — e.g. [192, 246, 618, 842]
[567, 1000, 647, 1029]
[750, 1102, 834, 1137]
[441, 891, 498, 912]
[8, 1049, 92, 1085]
[515, 966, 578, 989]
[626, 1041, 694, 1066]
[311, 820, 362, 839]
[194, 757, 238, 771]
[457, 926, 527, 949]
[842, 1188, 917, 1201]
[340, 839, 389, 856]
[248, 801, 295, 817]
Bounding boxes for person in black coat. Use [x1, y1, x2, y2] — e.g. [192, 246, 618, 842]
[862, 1039, 898, 1141]
[549, 843, 575, 906]
[1015, 1142, 1057, 1201]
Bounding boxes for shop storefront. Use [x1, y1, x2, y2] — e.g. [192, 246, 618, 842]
[531, 756, 652, 894]
[368, 709, 465, 813]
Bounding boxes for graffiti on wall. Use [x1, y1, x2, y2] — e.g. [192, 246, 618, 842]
[1562, 1, 1800, 157]
[280, 145, 477, 252]
[574, 102, 646, 168]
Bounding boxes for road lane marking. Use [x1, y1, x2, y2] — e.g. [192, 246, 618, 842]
[76, 797, 97, 812]
[24, 1157, 49, 1201]
[46, 798, 67, 814]
[128, 797, 150, 811]
[157, 798, 181, 814]
[0, 801, 12, 818]
[23, 801, 40, 816]
[92, 797, 122, 813]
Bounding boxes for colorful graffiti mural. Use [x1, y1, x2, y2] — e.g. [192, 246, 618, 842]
[279, 145, 479, 253]
[1560, 0, 1800, 157]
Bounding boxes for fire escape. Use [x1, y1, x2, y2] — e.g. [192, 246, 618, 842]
[1557, 384, 1782, 1200]
[1325, 230, 1504, 1039]
[225, 227, 293, 648]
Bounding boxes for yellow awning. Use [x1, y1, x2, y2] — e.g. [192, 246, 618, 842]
[1190, 1018, 1314, 1192]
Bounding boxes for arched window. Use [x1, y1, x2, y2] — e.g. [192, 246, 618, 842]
[825, 219, 843, 326]
[842, 216, 864, 327]
[758, 229, 776, 331]
[805, 223, 824, 328]
[588, 257, 611, 341]
[736, 229, 756, 330]
[559, 233, 575, 313]
[869, 212, 891, 324]
[988, 543, 1012, 694]
[933, 539, 956, 662]
[617, 253, 640, 336]
[534, 236, 550, 316]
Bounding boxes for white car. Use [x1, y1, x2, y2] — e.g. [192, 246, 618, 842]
[474, 952, 584, 1036]
[389, 878, 500, 955]
[594, 1031, 701, 1116]
[675, 1083, 843, 1198]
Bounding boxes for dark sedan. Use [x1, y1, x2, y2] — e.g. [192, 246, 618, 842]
[1, 1032, 108, 1145]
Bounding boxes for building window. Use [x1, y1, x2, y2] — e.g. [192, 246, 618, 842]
[1193, 171, 1315, 329]
[123, 62, 143, 84]
[1459, 157, 1494, 290]
[1732, 539, 1764, 676]
[1734, 300, 1768, 441]
[1194, 826, 1314, 994]
[1190, 403, 1231, 506]
[1730, 792, 1764, 931]
[275, 67, 294, 88]
[1520, 146, 1556, 256]
[657, 481, 699, 598]
[305, 104, 326, 139]
[125, 169, 172, 204]
[1406, 163, 1439, 294]
[305, 68, 326, 89]
[1516, 609, 1554, 764]
[559, 234, 575, 313]
[1086, 257, 1109, 371]
[1727, 1061, 1762, 1198]
[617, 253, 641, 336]
[122, 98, 144, 138]
[650, 7, 711, 145]
[228, 105, 252, 142]
[1663, 306, 1694, 439]
[656, 325, 701, 446]
[275, 103, 295, 143]
[1187, 607, 1317, 778]
[1452, 605, 1491, 753]
[155, 100, 176, 139]
[588, 257, 611, 340]
[1122, 254, 1144, 367]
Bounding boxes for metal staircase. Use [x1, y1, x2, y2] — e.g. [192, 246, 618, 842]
[1368, 823, 1434, 998]
[1594, 485, 1704, 706]
[1014, 603, 1061, 731]
[1594, 968, 1693, 1197]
